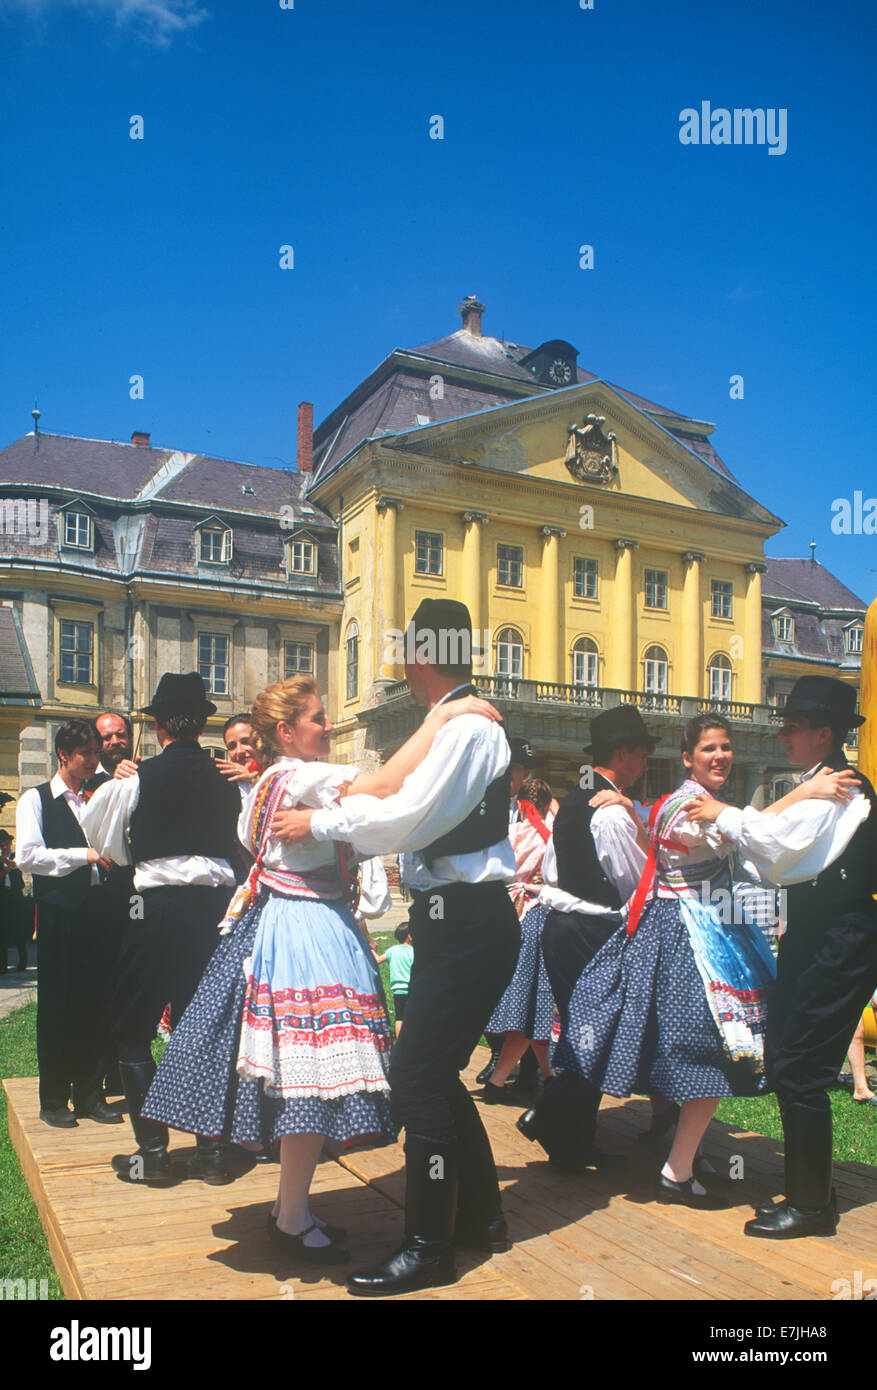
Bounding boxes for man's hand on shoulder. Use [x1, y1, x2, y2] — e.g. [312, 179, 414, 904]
[113, 759, 140, 780]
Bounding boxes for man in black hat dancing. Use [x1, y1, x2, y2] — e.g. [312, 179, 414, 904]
[273, 599, 520, 1295]
[518, 704, 656, 1170]
[741, 676, 877, 1238]
[84, 673, 242, 1185]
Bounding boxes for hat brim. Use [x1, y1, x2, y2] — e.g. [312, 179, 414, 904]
[141, 700, 217, 718]
[780, 700, 865, 728]
[583, 735, 660, 756]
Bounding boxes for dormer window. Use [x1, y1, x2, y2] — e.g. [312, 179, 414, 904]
[845, 624, 864, 655]
[286, 530, 318, 577]
[58, 502, 95, 552]
[772, 609, 794, 644]
[197, 518, 233, 565]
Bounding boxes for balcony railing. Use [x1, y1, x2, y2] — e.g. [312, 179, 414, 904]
[376, 677, 781, 725]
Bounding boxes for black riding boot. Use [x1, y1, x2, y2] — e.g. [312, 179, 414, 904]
[347, 1136, 458, 1296]
[744, 1102, 837, 1239]
[185, 1134, 232, 1185]
[476, 1037, 504, 1086]
[111, 1060, 173, 1185]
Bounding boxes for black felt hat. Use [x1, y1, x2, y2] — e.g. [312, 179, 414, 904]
[141, 672, 217, 718]
[407, 598, 473, 641]
[780, 675, 865, 727]
[583, 705, 659, 757]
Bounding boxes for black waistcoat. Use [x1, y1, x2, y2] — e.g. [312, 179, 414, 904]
[129, 741, 242, 867]
[421, 685, 511, 868]
[786, 755, 877, 925]
[551, 773, 624, 909]
[31, 782, 93, 910]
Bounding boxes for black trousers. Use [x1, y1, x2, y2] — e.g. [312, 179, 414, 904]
[35, 900, 104, 1111]
[389, 881, 520, 1217]
[111, 884, 231, 1064]
[89, 872, 135, 1078]
[536, 908, 621, 1158]
[767, 904, 877, 1114]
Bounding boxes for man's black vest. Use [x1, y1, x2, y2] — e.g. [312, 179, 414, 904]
[551, 772, 625, 909]
[421, 685, 511, 867]
[786, 755, 877, 925]
[129, 741, 241, 867]
[31, 782, 93, 911]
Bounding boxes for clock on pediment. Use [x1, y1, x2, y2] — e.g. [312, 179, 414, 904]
[518, 339, 579, 389]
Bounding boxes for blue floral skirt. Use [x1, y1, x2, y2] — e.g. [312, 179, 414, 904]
[486, 902, 555, 1041]
[552, 897, 768, 1102]
[142, 890, 396, 1147]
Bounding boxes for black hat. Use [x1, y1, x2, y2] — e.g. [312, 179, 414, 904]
[141, 672, 217, 718]
[407, 598, 473, 651]
[509, 737, 535, 768]
[780, 676, 865, 728]
[583, 705, 659, 757]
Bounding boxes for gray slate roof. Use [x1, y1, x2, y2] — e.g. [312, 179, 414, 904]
[763, 558, 867, 610]
[0, 605, 40, 705]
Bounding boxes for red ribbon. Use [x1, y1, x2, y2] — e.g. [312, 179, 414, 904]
[625, 795, 690, 936]
[517, 799, 552, 844]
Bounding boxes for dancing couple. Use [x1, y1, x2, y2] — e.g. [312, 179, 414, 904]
[126, 599, 519, 1296]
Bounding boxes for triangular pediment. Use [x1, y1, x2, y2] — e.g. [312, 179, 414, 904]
[380, 381, 780, 527]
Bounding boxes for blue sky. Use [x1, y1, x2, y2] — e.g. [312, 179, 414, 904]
[2, 0, 875, 601]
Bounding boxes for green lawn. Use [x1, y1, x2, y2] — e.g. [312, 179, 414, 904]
[3, 953, 874, 1296]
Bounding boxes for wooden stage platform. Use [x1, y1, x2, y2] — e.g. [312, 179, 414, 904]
[6, 1054, 877, 1301]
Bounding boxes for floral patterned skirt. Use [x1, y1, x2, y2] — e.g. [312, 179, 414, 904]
[486, 902, 555, 1040]
[143, 889, 395, 1147]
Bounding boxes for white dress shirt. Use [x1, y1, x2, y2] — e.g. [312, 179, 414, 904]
[83, 772, 236, 892]
[309, 689, 516, 891]
[712, 766, 870, 887]
[539, 781, 648, 916]
[15, 772, 100, 886]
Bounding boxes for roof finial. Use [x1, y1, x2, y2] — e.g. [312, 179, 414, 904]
[31, 399, 40, 452]
[809, 538, 817, 563]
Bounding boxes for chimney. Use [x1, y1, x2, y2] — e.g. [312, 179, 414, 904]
[458, 295, 485, 336]
[297, 401, 314, 474]
[131, 431, 150, 447]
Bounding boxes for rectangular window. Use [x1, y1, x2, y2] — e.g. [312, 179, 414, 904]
[643, 657, 668, 694]
[59, 619, 94, 684]
[644, 568, 668, 609]
[846, 627, 864, 654]
[711, 579, 733, 619]
[572, 650, 598, 686]
[497, 544, 523, 588]
[709, 666, 733, 701]
[573, 557, 598, 599]
[198, 632, 229, 695]
[290, 540, 316, 574]
[284, 641, 314, 676]
[346, 634, 359, 701]
[199, 527, 230, 563]
[774, 615, 794, 643]
[415, 531, 443, 576]
[64, 511, 92, 549]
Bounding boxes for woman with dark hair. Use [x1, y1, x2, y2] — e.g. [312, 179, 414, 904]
[555, 713, 858, 1208]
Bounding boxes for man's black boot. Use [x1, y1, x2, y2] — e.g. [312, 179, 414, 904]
[454, 1208, 511, 1253]
[111, 1060, 173, 1186]
[347, 1136, 458, 1296]
[476, 1039, 504, 1086]
[744, 1103, 837, 1239]
[185, 1134, 233, 1185]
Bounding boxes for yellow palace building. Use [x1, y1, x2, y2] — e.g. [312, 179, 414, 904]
[306, 297, 862, 802]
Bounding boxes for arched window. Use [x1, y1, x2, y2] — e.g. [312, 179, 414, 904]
[642, 644, 668, 695]
[571, 637, 599, 688]
[707, 652, 733, 702]
[495, 627, 524, 681]
[345, 621, 359, 701]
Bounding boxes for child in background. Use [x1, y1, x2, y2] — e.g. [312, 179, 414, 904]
[373, 922, 414, 1037]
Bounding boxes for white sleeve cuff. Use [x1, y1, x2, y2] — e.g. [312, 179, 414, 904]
[310, 808, 343, 842]
[715, 806, 743, 839]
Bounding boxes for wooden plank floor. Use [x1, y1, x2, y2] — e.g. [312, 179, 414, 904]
[6, 1053, 877, 1301]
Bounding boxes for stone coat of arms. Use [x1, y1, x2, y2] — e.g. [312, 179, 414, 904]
[564, 414, 619, 485]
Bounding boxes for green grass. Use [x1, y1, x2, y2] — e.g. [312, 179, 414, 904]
[716, 1082, 877, 1166]
[0, 1003, 64, 1299]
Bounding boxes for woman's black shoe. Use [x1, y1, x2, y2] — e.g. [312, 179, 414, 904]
[479, 1082, 515, 1105]
[657, 1173, 727, 1209]
[266, 1211, 347, 1242]
[476, 1042, 504, 1086]
[269, 1220, 350, 1265]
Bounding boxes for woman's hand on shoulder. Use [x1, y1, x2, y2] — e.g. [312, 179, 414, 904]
[589, 789, 632, 813]
[433, 695, 503, 726]
[800, 768, 860, 803]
